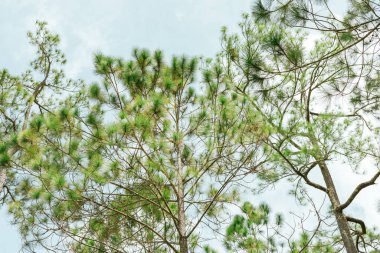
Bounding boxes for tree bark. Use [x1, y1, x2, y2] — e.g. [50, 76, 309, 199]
[318, 161, 357, 253]
[179, 234, 188, 253]
[175, 90, 188, 253]
[0, 169, 5, 193]
[177, 149, 188, 253]
[178, 176, 188, 253]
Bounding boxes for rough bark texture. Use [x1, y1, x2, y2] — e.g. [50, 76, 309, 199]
[0, 169, 5, 193]
[178, 176, 188, 253]
[318, 161, 357, 253]
[179, 234, 188, 253]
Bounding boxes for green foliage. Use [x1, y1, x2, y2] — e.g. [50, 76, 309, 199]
[223, 202, 346, 253]
[2, 2, 380, 253]
[2, 22, 265, 253]
[219, 1, 380, 252]
[224, 202, 281, 253]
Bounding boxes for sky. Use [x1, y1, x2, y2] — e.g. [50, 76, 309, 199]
[0, 0, 379, 252]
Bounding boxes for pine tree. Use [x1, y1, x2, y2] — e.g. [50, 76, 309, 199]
[0, 21, 83, 203]
[2, 2, 379, 253]
[218, 1, 380, 252]
[221, 200, 380, 252]
[3, 24, 265, 253]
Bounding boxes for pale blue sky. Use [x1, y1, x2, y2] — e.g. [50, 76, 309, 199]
[0, 1, 378, 253]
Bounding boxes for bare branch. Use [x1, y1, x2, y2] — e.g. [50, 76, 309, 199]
[338, 171, 380, 211]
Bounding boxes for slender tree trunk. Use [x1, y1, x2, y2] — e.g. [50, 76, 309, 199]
[318, 161, 357, 253]
[307, 128, 357, 252]
[177, 149, 189, 253]
[175, 91, 188, 253]
[179, 233, 188, 253]
[177, 175, 188, 253]
[0, 169, 5, 193]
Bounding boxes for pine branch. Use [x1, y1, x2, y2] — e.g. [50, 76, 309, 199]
[338, 171, 380, 211]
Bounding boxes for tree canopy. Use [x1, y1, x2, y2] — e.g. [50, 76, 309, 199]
[1, 1, 380, 253]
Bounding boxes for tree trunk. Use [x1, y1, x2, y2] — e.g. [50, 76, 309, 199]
[179, 234, 189, 253]
[178, 178, 188, 253]
[318, 161, 357, 253]
[0, 169, 5, 193]
[177, 160, 188, 253]
[175, 90, 188, 253]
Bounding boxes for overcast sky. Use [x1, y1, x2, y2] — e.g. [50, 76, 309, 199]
[0, 1, 379, 252]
